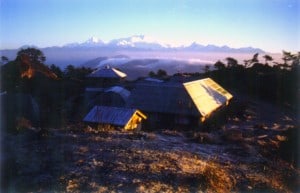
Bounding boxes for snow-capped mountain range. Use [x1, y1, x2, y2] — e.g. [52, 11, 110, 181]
[64, 37, 105, 47]
[63, 35, 264, 53]
[0, 35, 265, 67]
[64, 35, 171, 50]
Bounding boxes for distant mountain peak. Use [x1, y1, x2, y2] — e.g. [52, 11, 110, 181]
[106, 35, 171, 49]
[86, 36, 102, 44]
[64, 36, 104, 47]
[128, 34, 145, 41]
[187, 42, 204, 48]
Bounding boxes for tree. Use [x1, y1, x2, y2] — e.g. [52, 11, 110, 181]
[282, 50, 293, 65]
[1, 56, 9, 64]
[148, 69, 167, 78]
[214, 60, 226, 70]
[63, 65, 92, 80]
[204, 64, 210, 73]
[49, 64, 63, 78]
[148, 71, 155, 77]
[244, 53, 259, 67]
[250, 53, 259, 64]
[64, 65, 76, 79]
[243, 60, 250, 68]
[15, 49, 56, 79]
[263, 54, 273, 66]
[75, 67, 93, 80]
[225, 57, 238, 68]
[156, 69, 167, 77]
[279, 51, 299, 70]
[17, 47, 46, 64]
[291, 52, 300, 70]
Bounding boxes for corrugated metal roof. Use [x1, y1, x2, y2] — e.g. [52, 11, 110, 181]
[127, 83, 200, 116]
[88, 66, 127, 78]
[83, 106, 137, 126]
[127, 78, 232, 117]
[183, 78, 233, 117]
[105, 86, 130, 101]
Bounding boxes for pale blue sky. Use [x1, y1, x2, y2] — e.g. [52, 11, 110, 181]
[0, 0, 299, 52]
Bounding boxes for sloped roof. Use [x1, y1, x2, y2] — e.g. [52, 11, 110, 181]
[127, 78, 232, 117]
[183, 78, 233, 117]
[83, 106, 139, 126]
[105, 86, 130, 101]
[127, 83, 200, 116]
[88, 66, 127, 78]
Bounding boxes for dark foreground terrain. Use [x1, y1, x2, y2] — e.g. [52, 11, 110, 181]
[1, 97, 299, 193]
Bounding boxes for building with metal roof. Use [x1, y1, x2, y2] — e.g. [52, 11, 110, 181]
[83, 106, 147, 130]
[88, 66, 127, 79]
[86, 66, 127, 88]
[126, 78, 232, 128]
[183, 78, 233, 120]
[85, 86, 130, 111]
[105, 86, 131, 101]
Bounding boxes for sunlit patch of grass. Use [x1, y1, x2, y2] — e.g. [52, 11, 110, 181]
[203, 163, 236, 193]
[176, 156, 235, 193]
[245, 169, 289, 192]
[136, 181, 190, 193]
[246, 172, 284, 192]
[66, 179, 80, 193]
[84, 124, 115, 134]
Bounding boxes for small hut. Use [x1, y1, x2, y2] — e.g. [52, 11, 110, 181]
[83, 106, 147, 130]
[87, 66, 127, 88]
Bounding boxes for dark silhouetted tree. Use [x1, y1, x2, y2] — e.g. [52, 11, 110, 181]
[282, 50, 293, 65]
[148, 69, 168, 78]
[156, 69, 167, 77]
[49, 64, 63, 78]
[251, 53, 259, 64]
[204, 64, 210, 73]
[17, 47, 46, 64]
[64, 65, 76, 79]
[263, 54, 273, 66]
[63, 65, 92, 80]
[225, 57, 238, 68]
[244, 53, 259, 67]
[148, 71, 155, 77]
[291, 52, 300, 70]
[214, 60, 226, 70]
[1, 56, 9, 64]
